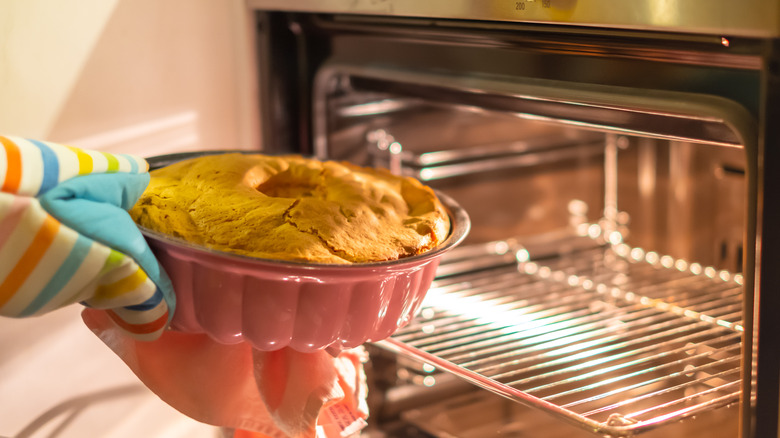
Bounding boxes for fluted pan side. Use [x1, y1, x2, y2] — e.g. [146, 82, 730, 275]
[151, 238, 446, 352]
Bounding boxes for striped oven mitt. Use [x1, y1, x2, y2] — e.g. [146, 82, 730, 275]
[0, 135, 175, 340]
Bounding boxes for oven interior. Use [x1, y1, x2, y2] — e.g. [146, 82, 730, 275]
[250, 11, 764, 437]
[313, 66, 751, 438]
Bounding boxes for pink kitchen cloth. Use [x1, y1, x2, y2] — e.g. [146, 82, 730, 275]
[82, 308, 369, 438]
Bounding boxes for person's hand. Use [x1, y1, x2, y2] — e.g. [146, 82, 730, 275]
[1, 135, 369, 437]
[82, 308, 369, 438]
[0, 135, 174, 339]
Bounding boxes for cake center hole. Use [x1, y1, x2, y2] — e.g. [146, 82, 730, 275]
[256, 170, 318, 198]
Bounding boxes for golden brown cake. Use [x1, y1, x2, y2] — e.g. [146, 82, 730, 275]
[130, 153, 451, 264]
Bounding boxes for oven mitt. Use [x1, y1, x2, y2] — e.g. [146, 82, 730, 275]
[3, 134, 370, 437]
[0, 135, 174, 340]
[82, 308, 369, 438]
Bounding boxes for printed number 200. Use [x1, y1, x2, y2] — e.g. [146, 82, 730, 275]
[516, 2, 525, 10]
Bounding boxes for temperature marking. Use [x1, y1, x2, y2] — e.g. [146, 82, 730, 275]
[516, 0, 551, 11]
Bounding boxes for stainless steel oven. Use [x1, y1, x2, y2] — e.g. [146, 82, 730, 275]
[245, 2, 780, 437]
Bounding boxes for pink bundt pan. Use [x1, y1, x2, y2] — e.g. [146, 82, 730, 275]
[139, 152, 470, 353]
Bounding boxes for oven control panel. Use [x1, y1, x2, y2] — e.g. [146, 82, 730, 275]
[247, 0, 780, 38]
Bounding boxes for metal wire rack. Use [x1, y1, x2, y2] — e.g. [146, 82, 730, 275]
[376, 237, 744, 437]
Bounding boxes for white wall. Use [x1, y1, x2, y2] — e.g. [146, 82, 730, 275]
[0, 0, 260, 156]
[0, 2, 260, 435]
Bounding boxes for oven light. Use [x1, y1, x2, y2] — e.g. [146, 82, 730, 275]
[515, 248, 530, 263]
[645, 251, 660, 264]
[615, 243, 630, 257]
[338, 99, 410, 117]
[538, 266, 552, 279]
[721, 37, 730, 47]
[568, 199, 588, 215]
[587, 224, 602, 239]
[493, 240, 510, 255]
[422, 282, 579, 343]
[418, 168, 434, 180]
[523, 262, 539, 275]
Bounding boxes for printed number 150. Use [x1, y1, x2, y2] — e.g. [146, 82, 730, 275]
[517, 0, 552, 9]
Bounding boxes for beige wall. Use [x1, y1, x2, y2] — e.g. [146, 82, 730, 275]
[0, 4, 260, 435]
[0, 0, 260, 156]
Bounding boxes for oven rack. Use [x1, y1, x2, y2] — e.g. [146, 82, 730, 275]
[376, 240, 743, 437]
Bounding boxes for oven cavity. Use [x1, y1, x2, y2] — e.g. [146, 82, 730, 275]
[314, 64, 749, 437]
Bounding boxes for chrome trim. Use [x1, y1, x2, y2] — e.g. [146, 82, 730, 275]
[313, 64, 756, 158]
[247, 0, 780, 38]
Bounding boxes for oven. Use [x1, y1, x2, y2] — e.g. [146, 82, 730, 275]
[245, 2, 780, 437]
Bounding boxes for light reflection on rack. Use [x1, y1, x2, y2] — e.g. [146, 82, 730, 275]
[377, 223, 743, 437]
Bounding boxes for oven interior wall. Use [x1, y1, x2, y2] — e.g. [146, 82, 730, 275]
[322, 93, 747, 272]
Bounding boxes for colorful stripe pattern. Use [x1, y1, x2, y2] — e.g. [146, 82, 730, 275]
[0, 135, 170, 340]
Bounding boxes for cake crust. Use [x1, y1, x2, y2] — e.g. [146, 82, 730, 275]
[130, 153, 450, 264]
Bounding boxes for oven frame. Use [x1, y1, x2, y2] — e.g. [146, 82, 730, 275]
[248, 8, 780, 438]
